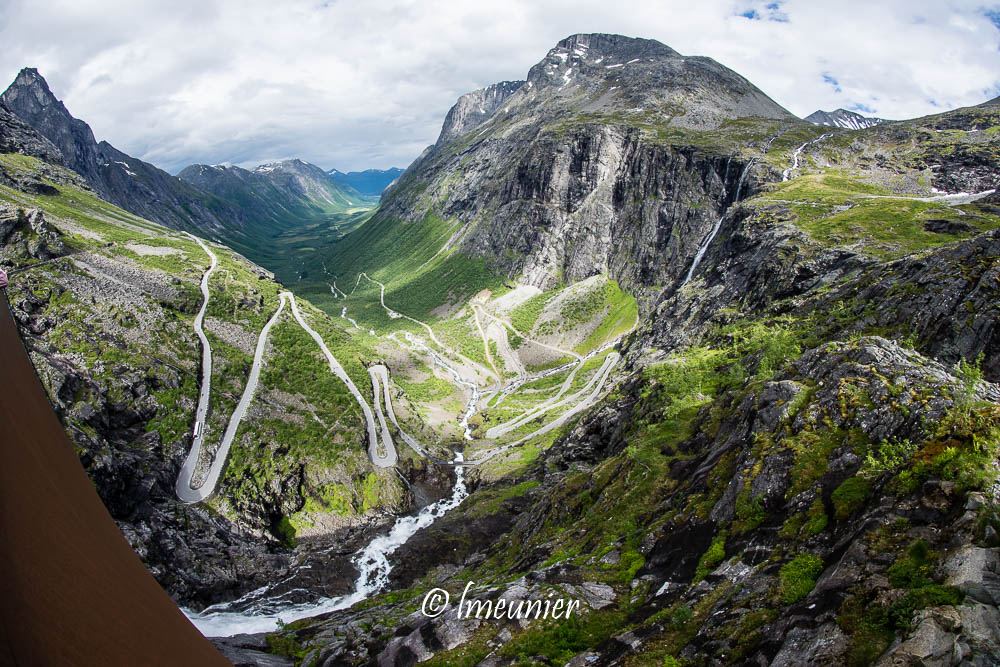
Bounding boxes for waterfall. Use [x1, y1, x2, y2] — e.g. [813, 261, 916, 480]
[781, 133, 831, 182]
[680, 158, 754, 288]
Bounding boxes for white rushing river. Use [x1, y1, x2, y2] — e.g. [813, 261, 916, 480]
[184, 455, 469, 636]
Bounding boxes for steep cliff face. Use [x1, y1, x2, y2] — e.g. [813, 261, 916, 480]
[400, 122, 756, 292]
[436, 80, 526, 144]
[343, 33, 799, 296]
[0, 100, 64, 164]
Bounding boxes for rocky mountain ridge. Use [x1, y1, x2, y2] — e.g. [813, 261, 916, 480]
[1, 69, 371, 268]
[177, 159, 367, 228]
[805, 107, 886, 129]
[1, 68, 239, 237]
[332, 33, 800, 300]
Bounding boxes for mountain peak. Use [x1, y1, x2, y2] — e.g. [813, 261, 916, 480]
[552, 33, 680, 61]
[804, 108, 886, 130]
[434, 32, 792, 145]
[525, 33, 683, 89]
[13, 67, 46, 86]
[253, 158, 325, 178]
[3, 68, 65, 115]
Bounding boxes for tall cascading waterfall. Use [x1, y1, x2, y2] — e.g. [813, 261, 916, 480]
[184, 455, 469, 636]
[680, 158, 755, 288]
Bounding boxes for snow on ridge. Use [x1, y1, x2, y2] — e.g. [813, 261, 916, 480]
[113, 160, 136, 177]
[807, 110, 884, 131]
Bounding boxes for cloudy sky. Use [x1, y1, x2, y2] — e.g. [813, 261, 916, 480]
[2, 0, 999, 174]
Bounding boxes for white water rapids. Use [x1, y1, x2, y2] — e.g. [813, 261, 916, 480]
[184, 454, 468, 636]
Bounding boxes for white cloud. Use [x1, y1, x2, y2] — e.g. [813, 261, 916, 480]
[2, 0, 999, 173]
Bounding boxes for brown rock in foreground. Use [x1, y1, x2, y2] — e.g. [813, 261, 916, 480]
[0, 290, 231, 666]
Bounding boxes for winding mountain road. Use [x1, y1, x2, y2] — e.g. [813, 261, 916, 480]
[289, 294, 397, 467]
[176, 241, 626, 488]
[462, 351, 620, 466]
[177, 238, 398, 503]
[176, 288, 287, 503]
[485, 351, 618, 439]
[357, 272, 499, 385]
[369, 364, 430, 459]
[176, 233, 293, 502]
[473, 305, 583, 361]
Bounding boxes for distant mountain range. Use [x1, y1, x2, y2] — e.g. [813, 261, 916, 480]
[327, 168, 404, 196]
[805, 107, 886, 129]
[1, 69, 240, 238]
[177, 159, 368, 227]
[0, 68, 374, 264]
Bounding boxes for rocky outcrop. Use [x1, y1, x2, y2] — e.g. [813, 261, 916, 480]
[437, 80, 525, 144]
[0, 206, 66, 261]
[635, 201, 872, 353]
[211, 635, 295, 667]
[0, 100, 64, 164]
[806, 228, 1000, 382]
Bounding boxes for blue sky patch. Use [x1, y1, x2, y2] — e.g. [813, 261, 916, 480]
[848, 103, 876, 114]
[822, 73, 842, 93]
[736, 3, 787, 22]
[985, 8, 1000, 29]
